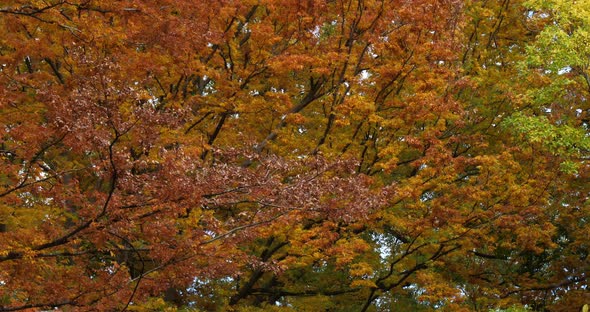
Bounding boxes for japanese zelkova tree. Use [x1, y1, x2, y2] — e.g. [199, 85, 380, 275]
[0, 0, 588, 311]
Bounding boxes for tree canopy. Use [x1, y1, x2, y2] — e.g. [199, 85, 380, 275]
[0, 0, 588, 311]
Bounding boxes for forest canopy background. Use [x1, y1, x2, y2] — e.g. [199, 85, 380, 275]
[0, 0, 589, 311]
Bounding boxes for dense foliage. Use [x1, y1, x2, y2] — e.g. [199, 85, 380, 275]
[0, 0, 588, 311]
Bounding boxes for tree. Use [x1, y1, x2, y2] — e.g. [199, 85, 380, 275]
[0, 0, 587, 311]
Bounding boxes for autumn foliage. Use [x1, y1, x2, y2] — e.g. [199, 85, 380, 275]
[0, 0, 588, 311]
